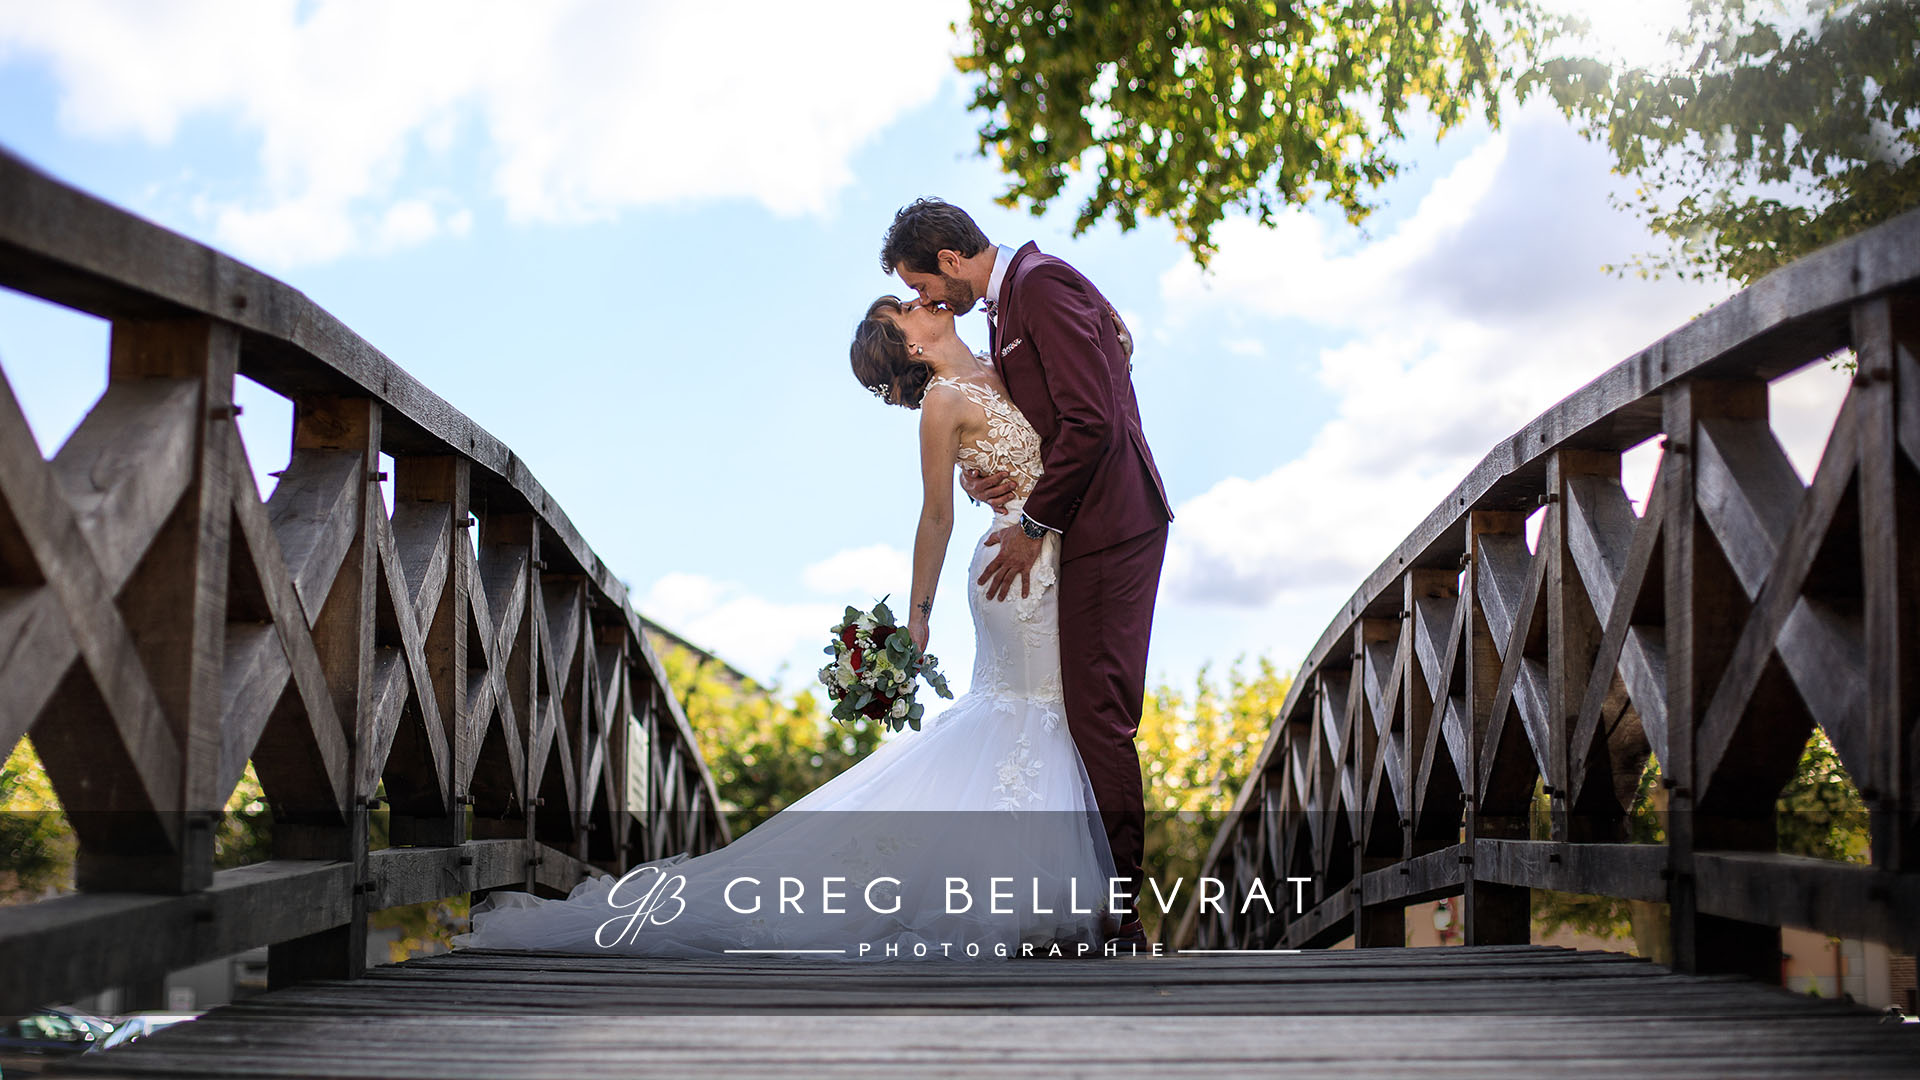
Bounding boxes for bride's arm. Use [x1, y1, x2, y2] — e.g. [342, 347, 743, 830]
[907, 388, 964, 651]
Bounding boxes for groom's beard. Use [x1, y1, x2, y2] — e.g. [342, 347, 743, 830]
[936, 273, 977, 313]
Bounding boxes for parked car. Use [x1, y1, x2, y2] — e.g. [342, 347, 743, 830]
[93, 1012, 200, 1053]
[0, 1008, 116, 1075]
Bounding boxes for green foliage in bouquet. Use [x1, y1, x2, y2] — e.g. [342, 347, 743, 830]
[819, 597, 954, 733]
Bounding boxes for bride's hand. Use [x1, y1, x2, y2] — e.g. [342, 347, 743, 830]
[908, 616, 930, 652]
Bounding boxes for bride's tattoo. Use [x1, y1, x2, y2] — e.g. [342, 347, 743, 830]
[917, 598, 933, 618]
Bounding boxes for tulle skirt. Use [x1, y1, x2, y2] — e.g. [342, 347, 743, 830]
[455, 516, 1117, 960]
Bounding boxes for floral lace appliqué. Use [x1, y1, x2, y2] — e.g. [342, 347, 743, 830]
[993, 732, 1045, 809]
[1035, 669, 1065, 708]
[926, 377, 1044, 502]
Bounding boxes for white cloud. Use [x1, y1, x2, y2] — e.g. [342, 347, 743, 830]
[638, 542, 917, 682]
[1546, 0, 1698, 68]
[1159, 104, 1747, 607]
[639, 571, 838, 684]
[0, 0, 964, 266]
[372, 199, 443, 252]
[801, 544, 912, 599]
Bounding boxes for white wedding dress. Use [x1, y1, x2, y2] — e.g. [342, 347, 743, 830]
[455, 375, 1117, 959]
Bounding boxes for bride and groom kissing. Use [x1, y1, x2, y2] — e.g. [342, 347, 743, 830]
[460, 198, 1173, 958]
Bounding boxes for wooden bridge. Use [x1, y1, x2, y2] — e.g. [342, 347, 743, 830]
[1, 150, 1917, 1076]
[1176, 195, 1920, 974]
[0, 146, 728, 1011]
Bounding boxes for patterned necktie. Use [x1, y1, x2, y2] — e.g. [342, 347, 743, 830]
[982, 296, 998, 322]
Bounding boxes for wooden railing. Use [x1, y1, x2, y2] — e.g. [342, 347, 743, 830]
[1178, 207, 1920, 976]
[0, 149, 729, 1014]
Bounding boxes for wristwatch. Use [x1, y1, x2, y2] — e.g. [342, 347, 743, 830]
[1018, 513, 1048, 540]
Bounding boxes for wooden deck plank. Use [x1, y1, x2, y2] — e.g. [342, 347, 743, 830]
[47, 946, 1920, 1078]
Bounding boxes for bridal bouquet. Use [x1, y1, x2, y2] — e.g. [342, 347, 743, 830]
[818, 597, 952, 732]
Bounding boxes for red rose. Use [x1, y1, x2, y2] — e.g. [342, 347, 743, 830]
[850, 646, 863, 670]
[875, 625, 895, 641]
[840, 626, 857, 646]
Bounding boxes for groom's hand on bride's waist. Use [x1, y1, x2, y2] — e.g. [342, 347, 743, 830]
[960, 467, 1015, 514]
[980, 525, 1043, 601]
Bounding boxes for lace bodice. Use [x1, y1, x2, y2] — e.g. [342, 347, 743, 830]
[926, 376, 1044, 504]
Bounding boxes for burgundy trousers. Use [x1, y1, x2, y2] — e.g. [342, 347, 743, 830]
[1056, 520, 1169, 918]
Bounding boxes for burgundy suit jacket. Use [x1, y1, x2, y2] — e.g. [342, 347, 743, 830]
[989, 242, 1173, 561]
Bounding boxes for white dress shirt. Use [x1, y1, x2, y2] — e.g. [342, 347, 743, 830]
[984, 243, 1017, 318]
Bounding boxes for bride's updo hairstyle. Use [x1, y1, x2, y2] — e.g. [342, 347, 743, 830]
[850, 295, 932, 409]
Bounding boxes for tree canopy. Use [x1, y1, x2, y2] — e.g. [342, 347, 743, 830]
[957, 0, 1547, 265]
[1528, 0, 1920, 282]
[958, 0, 1919, 281]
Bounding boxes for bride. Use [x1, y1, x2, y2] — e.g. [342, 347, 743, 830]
[455, 296, 1119, 959]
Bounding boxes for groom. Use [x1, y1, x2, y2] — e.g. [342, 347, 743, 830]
[881, 198, 1173, 947]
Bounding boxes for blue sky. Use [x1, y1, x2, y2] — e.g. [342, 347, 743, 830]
[0, 1, 1850, 701]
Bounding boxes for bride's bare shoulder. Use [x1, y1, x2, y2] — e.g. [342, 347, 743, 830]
[917, 380, 973, 437]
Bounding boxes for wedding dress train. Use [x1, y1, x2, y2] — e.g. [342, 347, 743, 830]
[455, 376, 1117, 959]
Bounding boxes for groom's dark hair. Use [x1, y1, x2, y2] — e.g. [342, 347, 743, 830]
[881, 198, 989, 276]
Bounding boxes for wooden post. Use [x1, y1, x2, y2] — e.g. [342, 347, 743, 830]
[69, 319, 238, 894]
[388, 455, 470, 848]
[474, 510, 541, 891]
[1548, 450, 1617, 843]
[592, 623, 629, 868]
[1663, 378, 1781, 980]
[1464, 510, 1530, 945]
[1405, 567, 1460, 858]
[1854, 297, 1920, 874]
[269, 395, 380, 988]
[1354, 615, 1403, 946]
[631, 661, 658, 866]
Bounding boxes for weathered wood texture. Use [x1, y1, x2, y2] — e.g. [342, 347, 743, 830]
[46, 947, 1920, 1078]
[1181, 208, 1920, 969]
[0, 150, 728, 1014]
